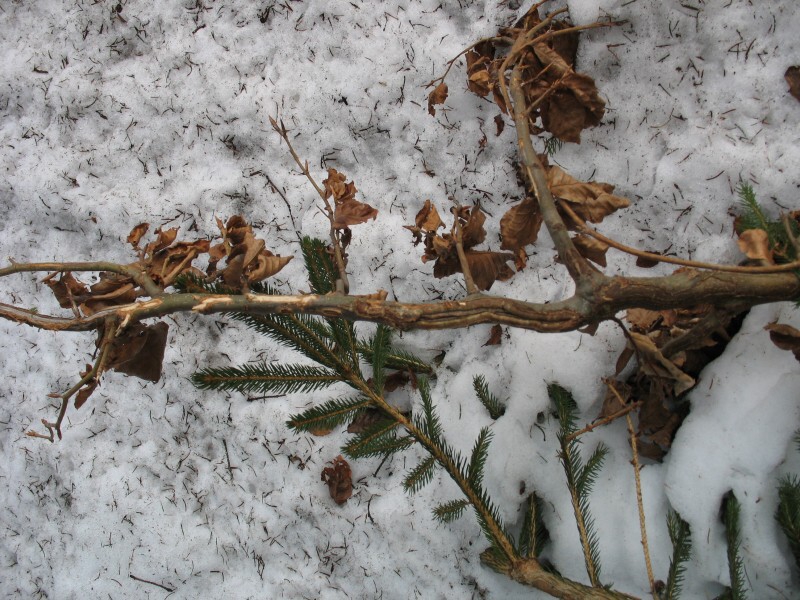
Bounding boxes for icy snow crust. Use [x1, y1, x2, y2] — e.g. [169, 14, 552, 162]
[0, 0, 798, 598]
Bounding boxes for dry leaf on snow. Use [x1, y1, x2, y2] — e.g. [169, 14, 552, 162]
[427, 82, 448, 116]
[321, 455, 353, 505]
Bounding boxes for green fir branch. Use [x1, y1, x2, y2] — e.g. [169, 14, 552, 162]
[414, 377, 443, 443]
[342, 419, 412, 459]
[519, 492, 549, 559]
[357, 342, 434, 375]
[286, 396, 372, 433]
[403, 456, 438, 494]
[192, 362, 342, 395]
[550, 382, 604, 588]
[301, 236, 337, 295]
[433, 499, 470, 523]
[369, 324, 392, 394]
[664, 510, 692, 600]
[468, 427, 493, 489]
[720, 491, 748, 600]
[775, 475, 800, 573]
[473, 375, 505, 419]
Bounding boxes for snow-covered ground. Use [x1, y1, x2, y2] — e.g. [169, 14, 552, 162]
[1, 0, 799, 598]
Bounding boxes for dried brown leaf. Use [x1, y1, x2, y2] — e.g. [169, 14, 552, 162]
[347, 408, 384, 433]
[484, 324, 503, 346]
[545, 163, 630, 223]
[428, 82, 448, 116]
[45, 273, 89, 310]
[500, 198, 543, 252]
[105, 321, 169, 382]
[786, 66, 800, 102]
[464, 250, 515, 291]
[127, 223, 150, 248]
[737, 229, 774, 264]
[572, 234, 608, 267]
[630, 332, 695, 395]
[765, 322, 800, 362]
[321, 455, 352, 505]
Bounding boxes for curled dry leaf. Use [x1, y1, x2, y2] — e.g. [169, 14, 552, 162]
[629, 332, 695, 396]
[500, 198, 543, 255]
[427, 82, 448, 116]
[736, 229, 774, 264]
[214, 215, 293, 284]
[572, 234, 608, 267]
[765, 322, 800, 362]
[484, 324, 503, 346]
[322, 168, 378, 228]
[45, 272, 89, 310]
[542, 159, 630, 224]
[786, 66, 800, 102]
[127, 222, 149, 248]
[321, 455, 353, 505]
[105, 321, 169, 383]
[531, 43, 605, 143]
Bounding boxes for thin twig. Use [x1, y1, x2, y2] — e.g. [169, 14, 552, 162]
[560, 202, 800, 274]
[564, 400, 642, 443]
[610, 380, 656, 600]
[27, 317, 117, 441]
[270, 116, 350, 293]
[0, 260, 162, 297]
[452, 210, 479, 295]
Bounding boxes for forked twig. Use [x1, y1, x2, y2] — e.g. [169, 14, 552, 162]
[270, 116, 350, 293]
[27, 317, 118, 441]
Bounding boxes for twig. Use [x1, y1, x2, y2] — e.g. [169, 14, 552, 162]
[0, 260, 162, 297]
[129, 574, 175, 593]
[782, 213, 800, 256]
[270, 117, 350, 293]
[27, 317, 117, 441]
[452, 209, 479, 295]
[611, 380, 656, 600]
[509, 65, 600, 286]
[560, 202, 800, 274]
[564, 400, 642, 443]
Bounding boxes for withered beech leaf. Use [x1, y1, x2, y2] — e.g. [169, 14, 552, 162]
[461, 206, 487, 249]
[416, 199, 445, 232]
[500, 198, 543, 252]
[106, 322, 169, 383]
[145, 227, 178, 255]
[484, 324, 503, 346]
[323, 168, 378, 228]
[127, 223, 150, 248]
[494, 114, 505, 137]
[786, 66, 800, 102]
[544, 162, 631, 224]
[321, 455, 352, 505]
[531, 43, 605, 143]
[333, 198, 379, 228]
[598, 380, 631, 419]
[630, 332, 695, 395]
[626, 308, 664, 332]
[572, 234, 608, 267]
[45, 273, 89, 310]
[74, 374, 99, 410]
[765, 322, 800, 362]
[465, 251, 515, 291]
[383, 370, 413, 392]
[737, 229, 774, 264]
[636, 253, 661, 268]
[428, 82, 448, 116]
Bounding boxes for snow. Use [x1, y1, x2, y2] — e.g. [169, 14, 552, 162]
[1, 0, 799, 598]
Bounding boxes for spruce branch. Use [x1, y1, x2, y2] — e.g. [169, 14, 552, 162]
[473, 375, 505, 419]
[191, 362, 343, 395]
[286, 396, 372, 433]
[551, 383, 605, 588]
[775, 475, 800, 573]
[720, 492, 748, 600]
[664, 510, 692, 600]
[519, 492, 549, 559]
[403, 456, 438, 494]
[434, 499, 470, 523]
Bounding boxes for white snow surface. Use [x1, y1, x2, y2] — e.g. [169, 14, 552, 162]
[1, 0, 799, 598]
